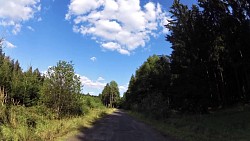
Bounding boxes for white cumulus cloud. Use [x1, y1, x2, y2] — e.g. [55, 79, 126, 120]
[4, 40, 16, 48]
[0, 0, 41, 34]
[101, 41, 130, 55]
[80, 75, 106, 90]
[78, 75, 127, 96]
[119, 84, 128, 95]
[66, 0, 170, 55]
[90, 56, 97, 62]
[97, 77, 105, 81]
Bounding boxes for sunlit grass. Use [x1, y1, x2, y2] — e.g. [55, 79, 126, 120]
[0, 105, 115, 141]
[54, 108, 116, 141]
[127, 105, 250, 141]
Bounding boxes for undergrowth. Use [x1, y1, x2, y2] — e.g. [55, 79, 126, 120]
[127, 105, 250, 141]
[0, 105, 114, 141]
[0, 94, 115, 141]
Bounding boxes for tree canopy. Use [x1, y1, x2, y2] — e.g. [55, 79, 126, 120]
[41, 61, 82, 118]
[123, 55, 171, 118]
[123, 0, 250, 117]
[100, 80, 120, 108]
[0, 42, 43, 106]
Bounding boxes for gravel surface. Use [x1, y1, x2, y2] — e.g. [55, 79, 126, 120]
[67, 109, 172, 141]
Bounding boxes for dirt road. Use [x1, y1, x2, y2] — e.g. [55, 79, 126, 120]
[67, 109, 172, 141]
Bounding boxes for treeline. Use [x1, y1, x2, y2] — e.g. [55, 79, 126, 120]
[100, 81, 120, 108]
[123, 0, 250, 118]
[123, 55, 171, 118]
[0, 39, 103, 119]
[0, 39, 43, 107]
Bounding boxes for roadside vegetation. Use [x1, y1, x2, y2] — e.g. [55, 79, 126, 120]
[0, 40, 114, 140]
[128, 104, 250, 141]
[122, 0, 250, 118]
[121, 0, 250, 140]
[0, 101, 113, 141]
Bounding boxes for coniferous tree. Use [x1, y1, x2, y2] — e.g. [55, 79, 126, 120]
[167, 0, 250, 112]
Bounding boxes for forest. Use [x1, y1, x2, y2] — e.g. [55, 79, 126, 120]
[123, 0, 250, 118]
[0, 0, 250, 140]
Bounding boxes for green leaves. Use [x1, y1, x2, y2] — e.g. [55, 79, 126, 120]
[125, 0, 250, 116]
[100, 80, 120, 108]
[0, 44, 42, 106]
[124, 55, 171, 118]
[41, 61, 82, 118]
[168, 0, 250, 112]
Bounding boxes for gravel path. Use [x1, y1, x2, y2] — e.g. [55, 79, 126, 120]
[67, 109, 172, 141]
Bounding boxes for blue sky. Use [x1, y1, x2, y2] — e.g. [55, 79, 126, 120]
[0, 0, 197, 96]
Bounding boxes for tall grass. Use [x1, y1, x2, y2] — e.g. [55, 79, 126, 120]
[0, 105, 50, 141]
[127, 105, 250, 141]
[0, 93, 115, 141]
[0, 105, 114, 141]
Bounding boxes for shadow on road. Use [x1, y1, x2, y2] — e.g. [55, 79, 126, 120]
[70, 110, 122, 141]
[68, 110, 174, 141]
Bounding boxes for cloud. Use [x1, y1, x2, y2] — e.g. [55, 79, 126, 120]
[79, 75, 106, 95]
[101, 42, 130, 55]
[119, 84, 128, 95]
[97, 77, 105, 81]
[79, 75, 127, 96]
[90, 56, 97, 62]
[4, 40, 16, 48]
[41, 66, 53, 76]
[0, 0, 41, 34]
[101, 42, 120, 51]
[27, 26, 35, 31]
[66, 0, 170, 55]
[80, 75, 106, 90]
[12, 24, 22, 35]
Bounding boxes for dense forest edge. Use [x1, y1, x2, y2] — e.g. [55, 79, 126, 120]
[119, 0, 250, 140]
[1, 0, 250, 140]
[122, 0, 250, 116]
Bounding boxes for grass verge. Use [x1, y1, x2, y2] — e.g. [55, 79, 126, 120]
[0, 105, 115, 141]
[55, 108, 115, 141]
[127, 105, 250, 141]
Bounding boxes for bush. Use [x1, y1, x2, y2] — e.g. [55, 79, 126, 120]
[79, 95, 105, 115]
[0, 105, 56, 140]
